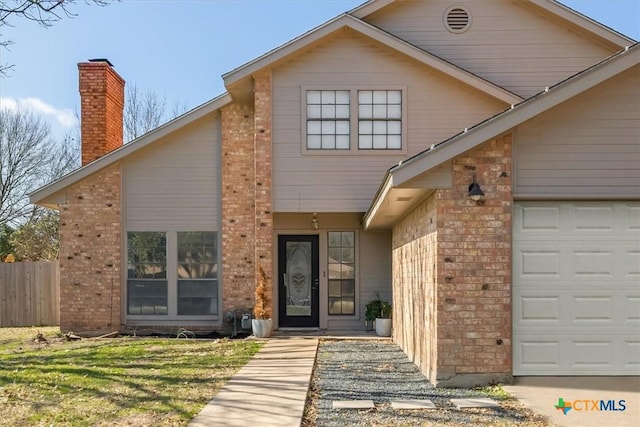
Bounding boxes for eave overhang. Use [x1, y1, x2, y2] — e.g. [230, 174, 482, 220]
[364, 43, 640, 230]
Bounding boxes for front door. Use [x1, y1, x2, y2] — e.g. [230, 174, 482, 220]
[278, 235, 319, 327]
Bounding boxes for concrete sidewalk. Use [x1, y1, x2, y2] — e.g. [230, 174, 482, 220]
[189, 338, 318, 427]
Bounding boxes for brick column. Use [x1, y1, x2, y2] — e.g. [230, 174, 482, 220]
[434, 134, 513, 387]
[221, 103, 256, 313]
[253, 71, 273, 317]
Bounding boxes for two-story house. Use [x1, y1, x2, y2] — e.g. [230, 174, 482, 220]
[31, 0, 639, 387]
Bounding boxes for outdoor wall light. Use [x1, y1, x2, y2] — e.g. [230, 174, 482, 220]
[468, 175, 485, 201]
[312, 213, 319, 230]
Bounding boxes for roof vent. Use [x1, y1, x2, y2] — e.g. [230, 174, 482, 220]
[445, 6, 471, 33]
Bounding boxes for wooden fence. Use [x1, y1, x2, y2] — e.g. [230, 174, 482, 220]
[0, 261, 60, 327]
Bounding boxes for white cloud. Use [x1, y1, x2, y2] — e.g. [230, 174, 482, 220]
[0, 97, 78, 128]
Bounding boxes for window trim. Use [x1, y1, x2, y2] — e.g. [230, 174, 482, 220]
[301, 86, 408, 156]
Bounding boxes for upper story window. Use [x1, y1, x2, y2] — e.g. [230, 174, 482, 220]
[305, 88, 404, 152]
[358, 90, 402, 150]
[306, 90, 350, 150]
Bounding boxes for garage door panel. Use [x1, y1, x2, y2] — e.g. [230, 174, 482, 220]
[519, 340, 561, 369]
[515, 201, 640, 236]
[572, 340, 614, 369]
[628, 251, 640, 276]
[626, 296, 640, 324]
[513, 201, 640, 375]
[518, 250, 560, 276]
[515, 245, 639, 280]
[520, 205, 560, 231]
[626, 341, 640, 370]
[516, 290, 639, 329]
[515, 334, 640, 375]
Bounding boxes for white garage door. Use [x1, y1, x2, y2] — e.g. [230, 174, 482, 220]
[513, 201, 640, 375]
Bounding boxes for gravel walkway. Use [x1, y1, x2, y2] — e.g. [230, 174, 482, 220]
[303, 340, 549, 426]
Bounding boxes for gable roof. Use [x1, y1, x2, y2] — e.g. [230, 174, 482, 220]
[364, 42, 640, 229]
[30, 93, 232, 208]
[350, 0, 635, 47]
[223, 13, 522, 105]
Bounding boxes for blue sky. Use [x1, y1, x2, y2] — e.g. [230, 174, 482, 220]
[1, 0, 638, 139]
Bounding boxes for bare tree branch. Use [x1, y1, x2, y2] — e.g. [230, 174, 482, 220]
[125, 83, 185, 142]
[0, 108, 78, 226]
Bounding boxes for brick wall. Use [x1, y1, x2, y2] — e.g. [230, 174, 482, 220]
[78, 61, 125, 165]
[434, 134, 512, 386]
[219, 72, 274, 320]
[392, 134, 512, 387]
[221, 103, 256, 314]
[253, 71, 274, 316]
[59, 164, 122, 335]
[392, 195, 438, 380]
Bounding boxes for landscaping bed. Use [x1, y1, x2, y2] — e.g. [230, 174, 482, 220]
[303, 340, 550, 426]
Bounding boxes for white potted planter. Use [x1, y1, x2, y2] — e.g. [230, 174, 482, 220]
[252, 318, 273, 338]
[366, 298, 392, 337]
[252, 265, 272, 338]
[375, 318, 392, 337]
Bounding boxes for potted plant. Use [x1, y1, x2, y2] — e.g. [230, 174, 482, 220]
[252, 265, 273, 338]
[365, 297, 392, 337]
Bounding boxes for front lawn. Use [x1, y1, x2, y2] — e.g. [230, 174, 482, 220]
[0, 327, 263, 426]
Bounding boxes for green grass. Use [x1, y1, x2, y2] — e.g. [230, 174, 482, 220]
[0, 327, 263, 426]
[474, 384, 515, 401]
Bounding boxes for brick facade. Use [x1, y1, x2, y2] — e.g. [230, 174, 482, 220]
[59, 164, 122, 335]
[78, 61, 125, 166]
[393, 134, 512, 387]
[392, 195, 438, 379]
[220, 71, 274, 319]
[253, 71, 274, 316]
[221, 103, 256, 314]
[56, 60, 125, 335]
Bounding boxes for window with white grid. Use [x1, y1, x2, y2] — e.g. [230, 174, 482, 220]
[306, 90, 350, 150]
[358, 90, 402, 150]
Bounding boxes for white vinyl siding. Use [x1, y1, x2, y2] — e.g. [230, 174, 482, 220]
[513, 201, 640, 375]
[515, 66, 640, 198]
[273, 30, 504, 213]
[364, 0, 617, 98]
[124, 115, 219, 230]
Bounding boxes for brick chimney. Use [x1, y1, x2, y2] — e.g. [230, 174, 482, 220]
[78, 59, 125, 166]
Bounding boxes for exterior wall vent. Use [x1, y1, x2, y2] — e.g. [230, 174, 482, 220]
[445, 5, 471, 33]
